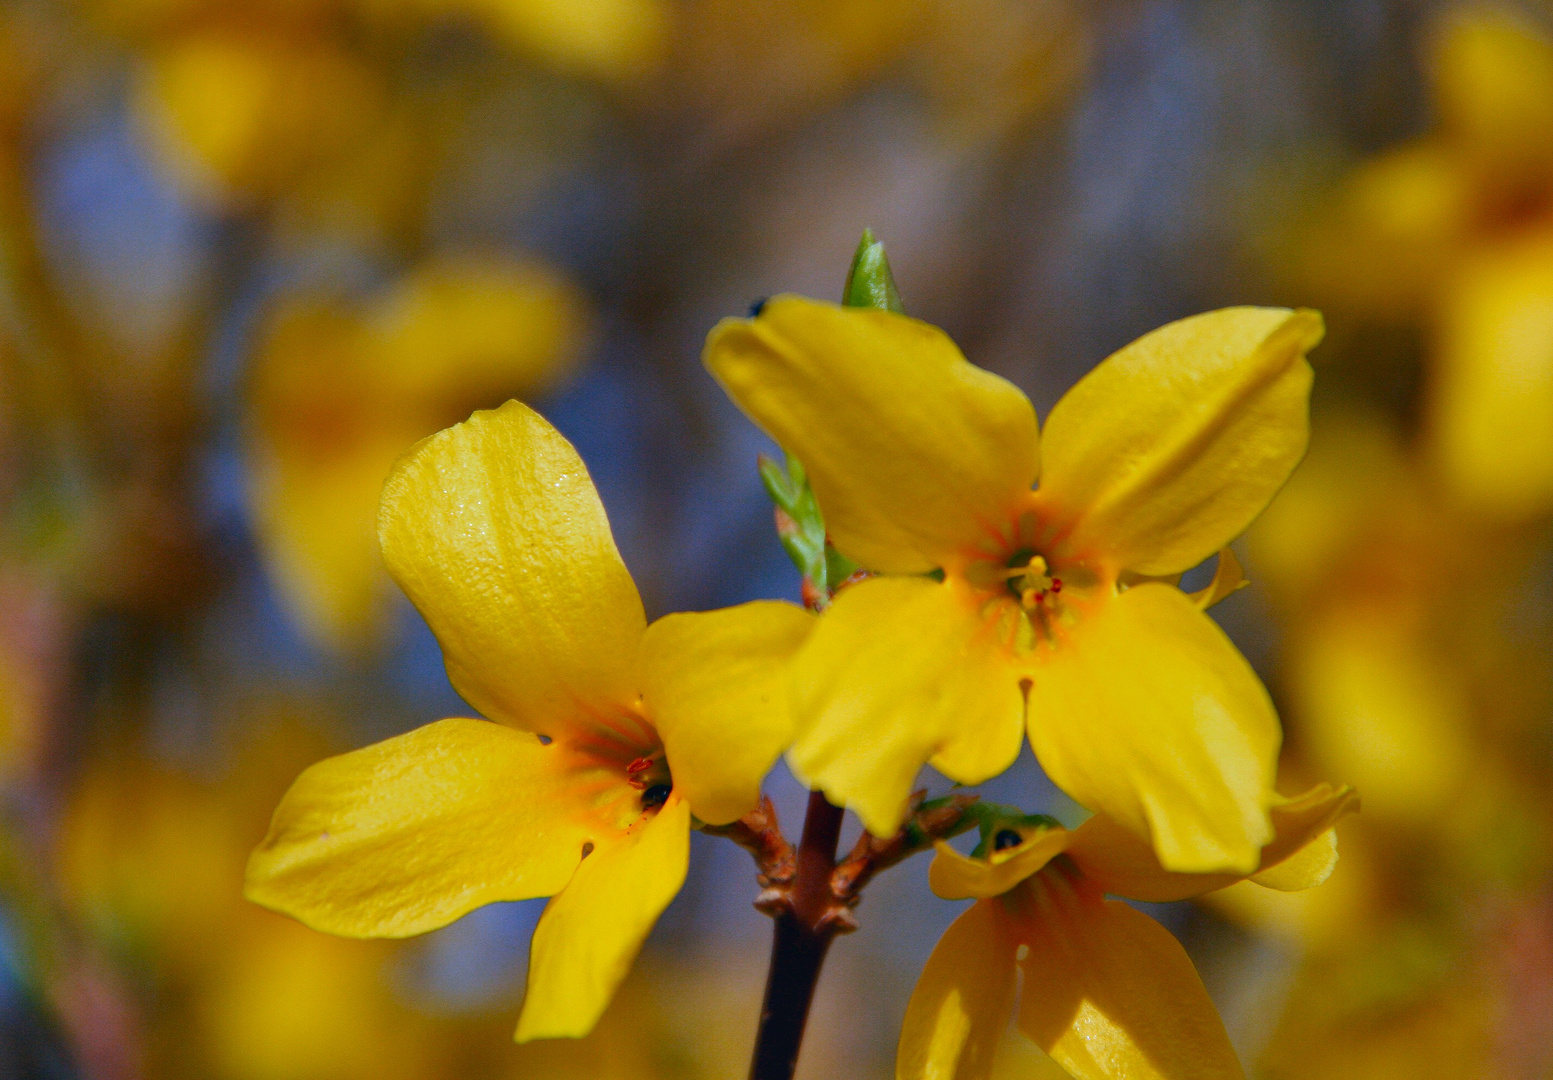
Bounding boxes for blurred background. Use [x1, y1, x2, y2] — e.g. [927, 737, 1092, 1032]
[0, 0, 1550, 1077]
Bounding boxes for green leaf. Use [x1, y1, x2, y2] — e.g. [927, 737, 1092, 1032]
[758, 453, 830, 593]
[841, 227, 904, 313]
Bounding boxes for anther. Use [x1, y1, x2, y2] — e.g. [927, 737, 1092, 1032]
[626, 757, 653, 776]
[641, 784, 672, 810]
[993, 829, 1023, 852]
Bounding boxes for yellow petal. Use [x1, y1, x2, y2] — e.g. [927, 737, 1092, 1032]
[371, 255, 589, 411]
[251, 437, 406, 650]
[245, 718, 592, 938]
[1432, 10, 1553, 185]
[1017, 878, 1245, 1080]
[1037, 308, 1322, 576]
[135, 32, 381, 205]
[379, 400, 646, 731]
[246, 300, 401, 649]
[1026, 583, 1279, 874]
[515, 796, 690, 1041]
[703, 296, 1039, 573]
[1431, 231, 1553, 519]
[464, 0, 669, 83]
[1290, 610, 1469, 825]
[1065, 782, 1358, 903]
[928, 830, 1072, 901]
[787, 576, 1026, 836]
[1250, 829, 1338, 892]
[1189, 547, 1248, 610]
[1245, 408, 1414, 606]
[640, 601, 815, 826]
[896, 899, 1019, 1080]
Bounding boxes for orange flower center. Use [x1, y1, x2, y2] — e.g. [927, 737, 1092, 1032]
[565, 708, 675, 830]
[949, 507, 1108, 658]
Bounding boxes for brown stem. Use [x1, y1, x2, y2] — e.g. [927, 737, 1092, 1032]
[831, 793, 980, 905]
[748, 790, 844, 1080]
[700, 795, 795, 914]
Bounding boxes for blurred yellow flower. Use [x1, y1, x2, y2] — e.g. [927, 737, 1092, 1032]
[1256, 921, 1500, 1080]
[1430, 226, 1553, 518]
[1249, 413, 1482, 828]
[1290, 9, 1553, 519]
[132, 25, 384, 206]
[55, 728, 446, 1080]
[354, 0, 670, 83]
[1243, 408, 1553, 1077]
[246, 401, 814, 1040]
[466, 0, 670, 83]
[705, 296, 1323, 873]
[200, 914, 436, 1080]
[898, 784, 1356, 1080]
[247, 254, 589, 650]
[1296, 10, 1553, 320]
[673, 0, 1089, 147]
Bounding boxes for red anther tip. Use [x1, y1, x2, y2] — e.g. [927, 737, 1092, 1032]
[1051, 579, 1062, 592]
[627, 778, 648, 790]
[626, 757, 652, 775]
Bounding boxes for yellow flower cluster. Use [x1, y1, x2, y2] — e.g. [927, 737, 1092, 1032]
[244, 243, 1348, 1078]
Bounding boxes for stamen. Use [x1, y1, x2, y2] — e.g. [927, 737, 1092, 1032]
[626, 757, 653, 776]
[1004, 552, 1058, 607]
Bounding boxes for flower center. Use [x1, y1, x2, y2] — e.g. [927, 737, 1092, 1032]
[624, 752, 673, 811]
[1001, 550, 1063, 610]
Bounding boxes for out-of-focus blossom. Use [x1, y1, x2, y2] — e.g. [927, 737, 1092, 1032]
[246, 255, 589, 649]
[117, 0, 669, 211]
[1238, 405, 1553, 1075]
[460, 0, 670, 83]
[707, 297, 1322, 873]
[898, 784, 1355, 1080]
[132, 26, 385, 208]
[1248, 411, 1542, 832]
[1292, 10, 1553, 321]
[1429, 226, 1553, 518]
[672, 0, 1090, 147]
[55, 725, 446, 1080]
[1290, 9, 1553, 520]
[247, 402, 813, 1040]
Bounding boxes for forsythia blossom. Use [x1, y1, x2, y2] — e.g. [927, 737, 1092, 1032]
[245, 401, 812, 1040]
[705, 297, 1324, 872]
[899, 784, 1357, 1080]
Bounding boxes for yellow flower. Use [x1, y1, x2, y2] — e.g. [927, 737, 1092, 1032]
[1284, 11, 1553, 519]
[898, 784, 1356, 1080]
[1429, 226, 1553, 519]
[56, 732, 444, 1080]
[1248, 413, 1479, 828]
[461, 0, 670, 83]
[1291, 10, 1553, 322]
[245, 400, 813, 1040]
[247, 255, 589, 650]
[132, 26, 383, 206]
[704, 297, 1323, 873]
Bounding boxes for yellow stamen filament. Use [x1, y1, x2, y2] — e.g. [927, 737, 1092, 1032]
[1004, 554, 1060, 608]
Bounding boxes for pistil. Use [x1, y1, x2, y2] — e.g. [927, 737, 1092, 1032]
[1004, 554, 1063, 609]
